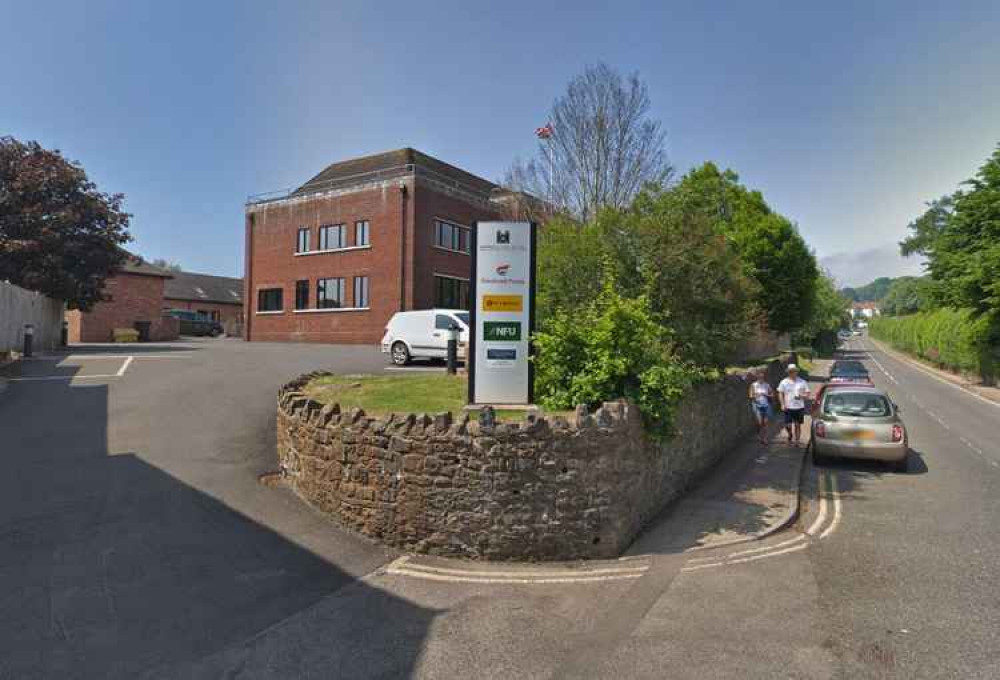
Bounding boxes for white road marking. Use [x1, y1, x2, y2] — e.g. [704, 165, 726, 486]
[25, 353, 192, 360]
[382, 555, 649, 584]
[726, 533, 806, 558]
[818, 473, 842, 540]
[7, 373, 123, 382]
[386, 566, 646, 585]
[866, 337, 1000, 411]
[399, 561, 649, 579]
[116, 356, 134, 377]
[805, 470, 830, 537]
[680, 542, 809, 572]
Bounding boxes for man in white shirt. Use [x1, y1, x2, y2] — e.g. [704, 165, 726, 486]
[777, 363, 810, 446]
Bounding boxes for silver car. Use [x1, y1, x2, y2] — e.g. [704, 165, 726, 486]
[810, 385, 908, 472]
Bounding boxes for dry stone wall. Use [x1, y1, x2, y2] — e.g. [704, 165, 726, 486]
[276, 361, 782, 561]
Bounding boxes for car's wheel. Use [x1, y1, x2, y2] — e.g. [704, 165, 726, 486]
[210, 328, 221, 337]
[391, 341, 410, 366]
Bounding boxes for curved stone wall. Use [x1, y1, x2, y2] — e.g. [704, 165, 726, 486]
[276, 362, 780, 561]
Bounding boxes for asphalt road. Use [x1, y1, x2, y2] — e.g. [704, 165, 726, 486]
[1, 335, 998, 678]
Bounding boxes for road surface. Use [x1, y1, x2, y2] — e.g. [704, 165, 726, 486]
[1, 335, 998, 678]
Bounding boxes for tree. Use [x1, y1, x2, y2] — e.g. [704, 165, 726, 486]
[881, 276, 938, 316]
[797, 271, 850, 355]
[901, 145, 1000, 318]
[597, 185, 758, 367]
[505, 63, 672, 220]
[151, 258, 182, 272]
[0, 136, 131, 310]
[666, 163, 818, 334]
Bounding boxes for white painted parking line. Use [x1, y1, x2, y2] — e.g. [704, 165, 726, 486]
[116, 356, 134, 377]
[7, 373, 124, 382]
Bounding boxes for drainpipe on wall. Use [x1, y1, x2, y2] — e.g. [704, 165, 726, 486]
[399, 183, 407, 312]
[244, 212, 254, 341]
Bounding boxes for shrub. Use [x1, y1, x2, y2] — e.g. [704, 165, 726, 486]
[533, 267, 702, 434]
[870, 308, 996, 382]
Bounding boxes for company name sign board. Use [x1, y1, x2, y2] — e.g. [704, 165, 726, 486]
[470, 221, 535, 404]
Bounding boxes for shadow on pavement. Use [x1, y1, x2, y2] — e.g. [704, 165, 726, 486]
[626, 422, 803, 556]
[0, 366, 435, 678]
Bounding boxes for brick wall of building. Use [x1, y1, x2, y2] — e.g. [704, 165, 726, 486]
[67, 273, 177, 343]
[411, 180, 501, 310]
[245, 173, 503, 345]
[245, 179, 410, 344]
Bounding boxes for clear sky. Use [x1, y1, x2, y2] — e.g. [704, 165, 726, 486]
[3, 1, 998, 283]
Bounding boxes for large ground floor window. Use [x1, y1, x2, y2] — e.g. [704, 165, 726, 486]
[434, 275, 469, 310]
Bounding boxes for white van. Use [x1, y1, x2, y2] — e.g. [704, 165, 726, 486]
[381, 309, 470, 365]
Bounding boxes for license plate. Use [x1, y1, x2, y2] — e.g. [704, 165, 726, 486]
[844, 429, 876, 440]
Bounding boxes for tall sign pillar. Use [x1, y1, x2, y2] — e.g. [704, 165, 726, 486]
[468, 221, 536, 405]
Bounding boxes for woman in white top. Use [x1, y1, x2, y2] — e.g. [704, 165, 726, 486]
[748, 370, 773, 445]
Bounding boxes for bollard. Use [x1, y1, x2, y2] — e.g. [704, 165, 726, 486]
[61, 320, 69, 347]
[23, 323, 34, 358]
[446, 324, 459, 375]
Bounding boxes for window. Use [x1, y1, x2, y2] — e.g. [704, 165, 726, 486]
[296, 228, 310, 254]
[353, 275, 369, 308]
[355, 220, 370, 247]
[319, 224, 345, 250]
[435, 314, 459, 330]
[316, 277, 345, 309]
[257, 288, 283, 312]
[433, 219, 470, 253]
[434, 275, 470, 309]
[823, 392, 891, 418]
[295, 280, 309, 310]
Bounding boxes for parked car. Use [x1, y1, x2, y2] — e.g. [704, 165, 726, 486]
[164, 309, 223, 337]
[810, 385, 908, 471]
[381, 309, 469, 365]
[828, 359, 872, 384]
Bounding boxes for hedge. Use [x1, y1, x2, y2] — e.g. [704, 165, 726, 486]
[869, 308, 996, 382]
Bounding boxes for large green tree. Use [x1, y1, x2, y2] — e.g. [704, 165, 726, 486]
[880, 276, 939, 316]
[668, 163, 818, 334]
[0, 136, 131, 310]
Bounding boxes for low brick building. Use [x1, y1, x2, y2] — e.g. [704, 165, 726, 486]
[163, 271, 244, 335]
[244, 148, 531, 344]
[67, 256, 179, 343]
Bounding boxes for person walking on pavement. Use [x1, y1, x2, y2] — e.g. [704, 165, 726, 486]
[748, 369, 774, 445]
[777, 363, 810, 446]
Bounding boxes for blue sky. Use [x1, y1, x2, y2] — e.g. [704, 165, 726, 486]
[3, 1, 998, 284]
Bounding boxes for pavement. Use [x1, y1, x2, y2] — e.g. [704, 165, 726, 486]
[3, 335, 1000, 678]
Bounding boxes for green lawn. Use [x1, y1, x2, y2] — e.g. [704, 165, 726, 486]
[303, 373, 567, 422]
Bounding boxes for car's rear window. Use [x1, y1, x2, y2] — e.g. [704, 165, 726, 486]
[823, 392, 891, 417]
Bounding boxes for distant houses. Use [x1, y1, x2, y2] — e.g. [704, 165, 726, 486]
[850, 301, 880, 320]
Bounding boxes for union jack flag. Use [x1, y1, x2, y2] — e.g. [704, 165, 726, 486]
[535, 123, 554, 139]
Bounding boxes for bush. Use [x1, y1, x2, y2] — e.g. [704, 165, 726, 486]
[533, 268, 702, 434]
[870, 309, 996, 382]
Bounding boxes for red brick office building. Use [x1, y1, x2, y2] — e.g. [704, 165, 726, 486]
[245, 148, 530, 344]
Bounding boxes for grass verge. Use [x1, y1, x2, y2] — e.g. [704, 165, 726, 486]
[303, 373, 568, 422]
